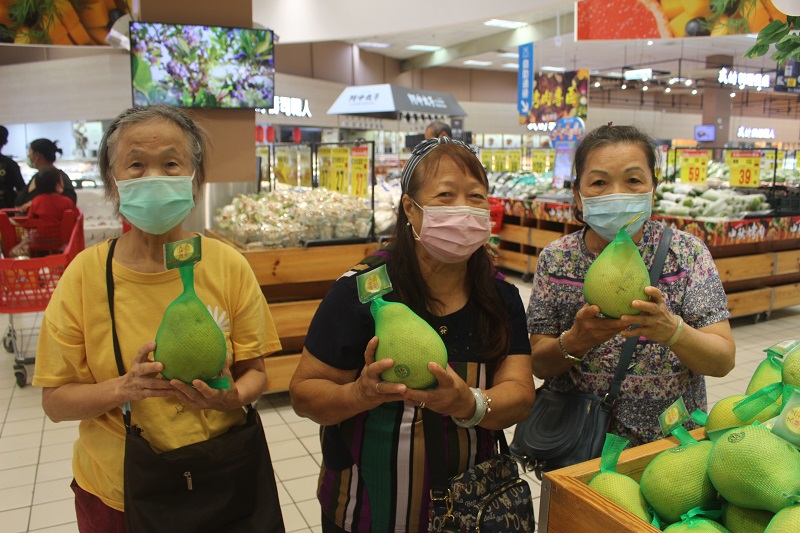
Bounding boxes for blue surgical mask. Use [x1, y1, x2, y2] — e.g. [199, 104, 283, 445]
[580, 191, 653, 242]
[116, 175, 195, 235]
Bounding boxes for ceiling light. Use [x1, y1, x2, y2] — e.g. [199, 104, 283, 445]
[502, 63, 519, 69]
[691, 89, 698, 95]
[665, 87, 671, 93]
[621, 83, 627, 90]
[463, 60, 492, 66]
[406, 44, 441, 52]
[540, 66, 566, 72]
[647, 40, 654, 45]
[594, 81, 600, 88]
[757, 86, 763, 91]
[624, 68, 652, 81]
[357, 42, 390, 48]
[484, 19, 528, 29]
[498, 52, 519, 58]
[642, 85, 648, 91]
[730, 92, 736, 98]
[685, 79, 693, 86]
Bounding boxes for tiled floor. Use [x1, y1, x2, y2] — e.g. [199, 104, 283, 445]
[1, 275, 798, 532]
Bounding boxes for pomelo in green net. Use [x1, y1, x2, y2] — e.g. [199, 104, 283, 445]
[764, 504, 800, 532]
[640, 440, 716, 524]
[663, 518, 731, 532]
[155, 265, 227, 385]
[587, 434, 652, 523]
[706, 395, 781, 434]
[370, 297, 447, 390]
[781, 349, 800, 388]
[746, 350, 785, 397]
[583, 216, 650, 318]
[707, 425, 800, 513]
[721, 501, 774, 533]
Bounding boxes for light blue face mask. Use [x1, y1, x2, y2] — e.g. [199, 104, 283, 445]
[115, 175, 195, 235]
[580, 191, 653, 242]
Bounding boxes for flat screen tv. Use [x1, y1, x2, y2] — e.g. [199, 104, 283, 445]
[694, 124, 716, 143]
[129, 21, 274, 109]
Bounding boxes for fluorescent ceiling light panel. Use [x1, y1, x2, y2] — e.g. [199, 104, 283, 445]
[464, 60, 492, 66]
[357, 42, 390, 48]
[407, 44, 441, 51]
[499, 52, 519, 58]
[624, 68, 653, 81]
[484, 19, 528, 29]
[503, 63, 520, 68]
[540, 66, 565, 72]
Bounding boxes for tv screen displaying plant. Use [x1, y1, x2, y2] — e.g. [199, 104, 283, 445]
[129, 22, 274, 109]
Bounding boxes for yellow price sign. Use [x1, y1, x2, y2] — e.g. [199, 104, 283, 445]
[331, 147, 350, 194]
[318, 148, 333, 189]
[480, 150, 493, 171]
[679, 150, 709, 185]
[507, 150, 522, 173]
[493, 150, 508, 172]
[729, 151, 761, 188]
[351, 156, 369, 198]
[531, 151, 547, 173]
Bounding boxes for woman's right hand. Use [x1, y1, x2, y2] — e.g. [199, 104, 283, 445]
[567, 304, 629, 355]
[118, 341, 174, 402]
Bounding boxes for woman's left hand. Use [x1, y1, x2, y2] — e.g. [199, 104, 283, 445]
[400, 362, 474, 418]
[620, 285, 680, 344]
[169, 365, 240, 412]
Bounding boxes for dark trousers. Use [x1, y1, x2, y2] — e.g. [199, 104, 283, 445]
[71, 479, 126, 533]
[321, 510, 349, 532]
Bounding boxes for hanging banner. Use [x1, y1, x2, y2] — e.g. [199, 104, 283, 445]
[679, 150, 709, 186]
[729, 151, 762, 188]
[517, 42, 534, 116]
[525, 70, 589, 125]
[576, 0, 784, 40]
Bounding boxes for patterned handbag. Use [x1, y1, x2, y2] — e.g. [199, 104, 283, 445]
[423, 410, 536, 532]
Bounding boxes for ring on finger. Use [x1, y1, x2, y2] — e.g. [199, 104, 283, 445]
[375, 382, 381, 394]
[419, 401, 425, 409]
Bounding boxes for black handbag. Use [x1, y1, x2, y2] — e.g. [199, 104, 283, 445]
[106, 239, 285, 533]
[423, 409, 536, 533]
[510, 227, 673, 480]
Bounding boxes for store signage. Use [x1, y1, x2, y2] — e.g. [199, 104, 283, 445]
[737, 126, 775, 139]
[775, 58, 799, 94]
[728, 151, 761, 188]
[327, 84, 466, 116]
[526, 122, 556, 132]
[517, 42, 534, 115]
[679, 150, 709, 186]
[718, 67, 770, 89]
[256, 95, 312, 118]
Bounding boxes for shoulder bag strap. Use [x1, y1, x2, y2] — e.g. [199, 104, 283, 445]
[605, 227, 673, 405]
[105, 238, 135, 430]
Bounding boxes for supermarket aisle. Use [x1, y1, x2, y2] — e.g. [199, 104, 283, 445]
[0, 275, 799, 532]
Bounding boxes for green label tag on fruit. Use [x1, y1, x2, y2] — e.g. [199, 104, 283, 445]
[772, 388, 800, 448]
[356, 264, 392, 303]
[658, 396, 689, 437]
[164, 236, 202, 270]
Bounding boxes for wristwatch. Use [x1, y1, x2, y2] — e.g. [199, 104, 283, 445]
[558, 331, 583, 363]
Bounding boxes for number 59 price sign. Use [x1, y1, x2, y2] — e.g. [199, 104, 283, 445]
[679, 150, 709, 185]
[728, 151, 761, 188]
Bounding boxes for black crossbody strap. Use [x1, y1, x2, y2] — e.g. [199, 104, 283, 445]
[105, 238, 134, 430]
[605, 227, 673, 404]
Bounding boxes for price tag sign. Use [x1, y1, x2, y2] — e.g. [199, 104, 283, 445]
[778, 150, 786, 169]
[317, 148, 333, 189]
[480, 150, 493, 171]
[331, 147, 350, 194]
[729, 151, 761, 188]
[531, 151, 547, 173]
[762, 150, 776, 172]
[679, 150, 709, 185]
[351, 156, 369, 198]
[507, 150, 522, 173]
[493, 151, 508, 172]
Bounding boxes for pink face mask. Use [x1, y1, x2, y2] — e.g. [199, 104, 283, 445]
[411, 201, 491, 263]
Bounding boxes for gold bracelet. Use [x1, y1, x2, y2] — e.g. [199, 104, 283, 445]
[665, 316, 684, 347]
[558, 331, 583, 363]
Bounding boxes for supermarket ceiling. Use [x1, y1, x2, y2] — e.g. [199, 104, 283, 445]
[253, 0, 777, 80]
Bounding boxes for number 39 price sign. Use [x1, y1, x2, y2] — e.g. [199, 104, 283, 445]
[728, 151, 761, 188]
[679, 150, 709, 186]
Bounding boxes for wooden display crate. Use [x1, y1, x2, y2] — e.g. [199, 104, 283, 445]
[539, 428, 707, 533]
[206, 229, 379, 392]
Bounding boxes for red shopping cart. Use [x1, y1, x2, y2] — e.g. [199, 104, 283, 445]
[0, 208, 85, 386]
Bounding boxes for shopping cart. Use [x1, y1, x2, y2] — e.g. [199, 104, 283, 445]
[0, 208, 85, 387]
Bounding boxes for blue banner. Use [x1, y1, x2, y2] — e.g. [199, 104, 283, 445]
[517, 42, 534, 116]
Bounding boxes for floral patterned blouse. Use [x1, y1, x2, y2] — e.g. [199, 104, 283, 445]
[526, 220, 730, 445]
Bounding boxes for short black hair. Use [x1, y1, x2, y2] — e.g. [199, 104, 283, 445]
[426, 120, 452, 138]
[36, 167, 62, 194]
[29, 139, 62, 163]
[0, 126, 8, 146]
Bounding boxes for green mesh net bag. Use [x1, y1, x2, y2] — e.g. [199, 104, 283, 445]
[583, 213, 649, 318]
[705, 395, 782, 436]
[370, 297, 447, 390]
[707, 424, 800, 513]
[640, 427, 717, 525]
[764, 505, 800, 532]
[745, 341, 796, 396]
[662, 506, 729, 532]
[721, 501, 774, 533]
[587, 434, 652, 524]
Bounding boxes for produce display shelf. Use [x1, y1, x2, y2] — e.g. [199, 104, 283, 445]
[539, 428, 707, 533]
[206, 229, 379, 392]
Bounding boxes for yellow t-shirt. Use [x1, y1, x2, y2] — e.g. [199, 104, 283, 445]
[32, 235, 282, 511]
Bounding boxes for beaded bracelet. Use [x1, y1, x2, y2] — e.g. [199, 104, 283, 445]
[452, 388, 492, 428]
[558, 331, 583, 363]
[665, 316, 684, 347]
